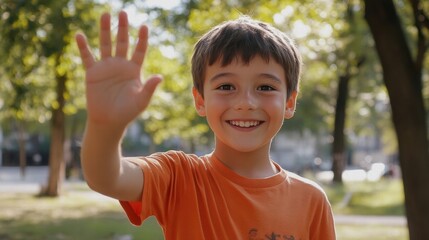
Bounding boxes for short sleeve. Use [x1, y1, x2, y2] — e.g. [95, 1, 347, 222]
[309, 189, 336, 239]
[119, 151, 196, 226]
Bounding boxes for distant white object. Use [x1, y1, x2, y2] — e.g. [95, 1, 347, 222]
[342, 169, 367, 182]
[316, 163, 387, 182]
[367, 163, 386, 181]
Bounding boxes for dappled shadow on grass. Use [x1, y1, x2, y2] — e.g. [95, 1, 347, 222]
[321, 179, 405, 216]
[0, 210, 164, 240]
[336, 224, 408, 240]
[0, 193, 117, 221]
[347, 192, 405, 216]
[0, 192, 164, 240]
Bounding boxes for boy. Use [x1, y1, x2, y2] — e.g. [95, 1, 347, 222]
[76, 10, 336, 240]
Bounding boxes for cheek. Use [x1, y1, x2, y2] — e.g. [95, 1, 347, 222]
[264, 97, 286, 117]
[264, 96, 285, 109]
[205, 97, 229, 117]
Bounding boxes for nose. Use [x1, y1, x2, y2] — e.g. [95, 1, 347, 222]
[233, 90, 258, 110]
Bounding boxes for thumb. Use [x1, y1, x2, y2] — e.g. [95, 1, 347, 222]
[137, 74, 163, 111]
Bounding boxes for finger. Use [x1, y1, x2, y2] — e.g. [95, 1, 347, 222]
[75, 33, 95, 69]
[115, 11, 129, 58]
[100, 12, 112, 59]
[137, 75, 163, 112]
[131, 25, 149, 67]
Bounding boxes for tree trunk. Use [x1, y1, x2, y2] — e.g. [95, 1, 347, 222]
[15, 120, 27, 179]
[331, 74, 350, 183]
[40, 71, 67, 197]
[364, 1, 429, 239]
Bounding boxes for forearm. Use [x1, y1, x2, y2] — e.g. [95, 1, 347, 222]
[80, 121, 125, 195]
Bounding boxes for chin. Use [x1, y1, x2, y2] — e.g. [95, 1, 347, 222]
[229, 143, 269, 153]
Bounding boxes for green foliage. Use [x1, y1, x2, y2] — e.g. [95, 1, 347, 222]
[0, 0, 100, 111]
[141, 47, 210, 145]
[0, 0, 106, 134]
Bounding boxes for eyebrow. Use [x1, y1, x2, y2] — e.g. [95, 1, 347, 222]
[209, 72, 234, 82]
[209, 72, 282, 83]
[259, 73, 282, 83]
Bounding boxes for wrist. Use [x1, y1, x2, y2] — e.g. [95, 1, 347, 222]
[84, 120, 128, 143]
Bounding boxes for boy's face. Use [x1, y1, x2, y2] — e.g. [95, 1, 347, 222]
[193, 55, 297, 153]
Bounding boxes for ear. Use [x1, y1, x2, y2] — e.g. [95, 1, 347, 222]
[284, 91, 298, 119]
[192, 87, 206, 116]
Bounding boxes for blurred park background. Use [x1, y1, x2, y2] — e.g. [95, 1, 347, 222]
[1, 0, 429, 239]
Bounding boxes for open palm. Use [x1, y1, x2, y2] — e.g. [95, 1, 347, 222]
[76, 11, 161, 128]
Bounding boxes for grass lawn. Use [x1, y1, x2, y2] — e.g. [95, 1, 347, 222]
[0, 184, 164, 240]
[336, 224, 407, 240]
[0, 179, 408, 240]
[322, 178, 405, 216]
[324, 178, 408, 239]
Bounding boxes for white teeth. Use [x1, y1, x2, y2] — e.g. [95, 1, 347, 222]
[229, 121, 261, 128]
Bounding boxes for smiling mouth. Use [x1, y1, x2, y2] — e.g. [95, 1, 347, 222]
[227, 120, 263, 128]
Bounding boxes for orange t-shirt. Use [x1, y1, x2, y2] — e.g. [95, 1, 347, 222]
[120, 151, 336, 240]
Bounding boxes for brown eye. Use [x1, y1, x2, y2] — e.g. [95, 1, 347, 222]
[217, 84, 235, 90]
[257, 85, 275, 91]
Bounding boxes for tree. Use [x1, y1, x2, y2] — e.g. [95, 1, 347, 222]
[364, 0, 429, 239]
[40, 0, 105, 196]
[331, 1, 370, 183]
[0, 0, 105, 196]
[0, 1, 52, 178]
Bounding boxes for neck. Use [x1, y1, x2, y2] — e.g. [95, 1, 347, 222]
[212, 140, 278, 179]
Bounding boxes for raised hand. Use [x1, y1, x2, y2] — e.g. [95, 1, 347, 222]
[75, 11, 162, 129]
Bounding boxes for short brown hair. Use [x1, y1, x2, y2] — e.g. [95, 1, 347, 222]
[191, 16, 302, 99]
